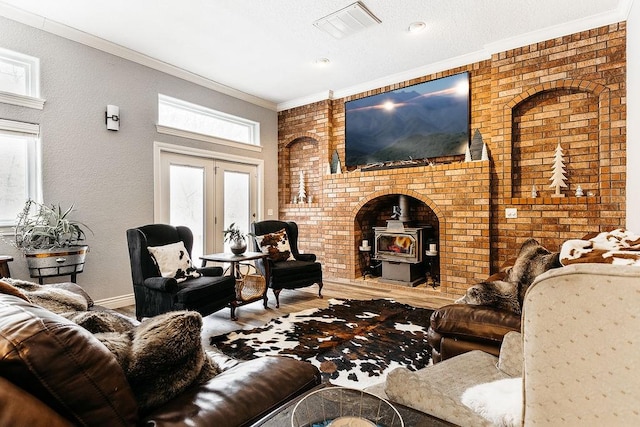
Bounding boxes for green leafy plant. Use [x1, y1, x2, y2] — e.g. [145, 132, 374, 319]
[223, 222, 244, 243]
[12, 199, 91, 251]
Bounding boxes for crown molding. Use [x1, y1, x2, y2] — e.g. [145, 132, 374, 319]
[331, 51, 489, 102]
[276, 90, 335, 112]
[2, 1, 629, 114]
[483, 4, 630, 56]
[278, 3, 630, 111]
[277, 51, 489, 111]
[0, 3, 277, 111]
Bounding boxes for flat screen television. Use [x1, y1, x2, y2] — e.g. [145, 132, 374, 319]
[345, 72, 470, 169]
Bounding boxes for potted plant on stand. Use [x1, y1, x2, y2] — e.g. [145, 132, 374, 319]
[12, 199, 91, 284]
[223, 223, 247, 255]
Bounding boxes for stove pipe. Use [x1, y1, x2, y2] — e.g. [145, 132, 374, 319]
[398, 195, 410, 222]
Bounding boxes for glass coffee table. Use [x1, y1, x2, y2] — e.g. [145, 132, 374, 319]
[291, 386, 403, 426]
[252, 384, 456, 427]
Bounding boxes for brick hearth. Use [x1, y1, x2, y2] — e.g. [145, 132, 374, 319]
[278, 23, 626, 299]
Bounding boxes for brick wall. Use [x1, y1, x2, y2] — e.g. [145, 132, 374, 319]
[277, 23, 626, 298]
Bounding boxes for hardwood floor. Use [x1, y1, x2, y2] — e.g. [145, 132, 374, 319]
[117, 278, 455, 340]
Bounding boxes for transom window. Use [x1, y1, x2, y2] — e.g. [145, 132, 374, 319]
[157, 94, 260, 148]
[0, 119, 42, 227]
[0, 47, 44, 109]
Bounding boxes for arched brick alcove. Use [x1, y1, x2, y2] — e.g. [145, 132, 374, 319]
[504, 79, 610, 199]
[281, 134, 321, 205]
[353, 193, 441, 278]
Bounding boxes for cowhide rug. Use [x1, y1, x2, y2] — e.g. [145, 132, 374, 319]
[209, 298, 433, 389]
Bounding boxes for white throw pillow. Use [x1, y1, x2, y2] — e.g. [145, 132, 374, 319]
[147, 241, 201, 283]
[254, 228, 295, 262]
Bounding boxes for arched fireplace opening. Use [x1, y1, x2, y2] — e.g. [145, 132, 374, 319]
[354, 194, 440, 286]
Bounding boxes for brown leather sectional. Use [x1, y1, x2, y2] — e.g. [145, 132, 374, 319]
[0, 292, 320, 427]
[427, 303, 521, 363]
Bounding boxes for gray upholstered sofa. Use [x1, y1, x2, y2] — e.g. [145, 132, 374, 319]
[367, 264, 640, 426]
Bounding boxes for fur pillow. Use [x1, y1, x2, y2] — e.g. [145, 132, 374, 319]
[455, 280, 520, 314]
[505, 238, 562, 306]
[62, 310, 139, 334]
[255, 228, 295, 262]
[95, 311, 220, 413]
[456, 238, 561, 314]
[148, 241, 201, 283]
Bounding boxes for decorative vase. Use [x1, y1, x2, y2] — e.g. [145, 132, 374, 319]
[230, 238, 247, 255]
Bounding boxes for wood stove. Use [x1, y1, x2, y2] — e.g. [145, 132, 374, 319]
[374, 227, 425, 264]
[373, 222, 430, 286]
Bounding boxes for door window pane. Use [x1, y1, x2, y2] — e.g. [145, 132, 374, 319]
[169, 164, 204, 261]
[223, 170, 250, 253]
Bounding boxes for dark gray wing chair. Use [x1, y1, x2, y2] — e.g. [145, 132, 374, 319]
[126, 224, 236, 320]
[250, 220, 322, 308]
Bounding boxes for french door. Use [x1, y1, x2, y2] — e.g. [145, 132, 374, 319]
[157, 151, 258, 261]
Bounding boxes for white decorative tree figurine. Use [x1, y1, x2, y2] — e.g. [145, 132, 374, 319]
[297, 170, 306, 203]
[464, 144, 472, 162]
[481, 142, 489, 161]
[549, 142, 567, 197]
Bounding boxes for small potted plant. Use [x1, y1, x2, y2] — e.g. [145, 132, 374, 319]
[223, 222, 247, 255]
[12, 199, 91, 281]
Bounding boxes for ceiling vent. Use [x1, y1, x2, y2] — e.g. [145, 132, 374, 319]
[313, 1, 381, 39]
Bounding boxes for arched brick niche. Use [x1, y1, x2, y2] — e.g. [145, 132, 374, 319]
[506, 80, 610, 199]
[353, 194, 440, 277]
[282, 135, 321, 205]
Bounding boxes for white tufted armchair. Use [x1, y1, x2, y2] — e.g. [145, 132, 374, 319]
[368, 263, 640, 426]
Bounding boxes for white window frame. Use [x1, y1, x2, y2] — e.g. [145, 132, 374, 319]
[0, 118, 42, 230]
[0, 47, 45, 110]
[157, 94, 261, 151]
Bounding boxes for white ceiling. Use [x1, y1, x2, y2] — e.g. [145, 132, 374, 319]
[0, 0, 630, 111]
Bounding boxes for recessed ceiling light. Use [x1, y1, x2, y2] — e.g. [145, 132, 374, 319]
[408, 21, 427, 34]
[315, 57, 331, 66]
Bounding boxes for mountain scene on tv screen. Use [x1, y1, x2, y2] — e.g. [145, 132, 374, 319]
[345, 74, 469, 167]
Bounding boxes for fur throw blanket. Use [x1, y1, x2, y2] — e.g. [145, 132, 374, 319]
[1, 277, 89, 312]
[456, 238, 562, 314]
[461, 377, 523, 427]
[0, 279, 220, 413]
[96, 311, 221, 412]
[560, 228, 640, 266]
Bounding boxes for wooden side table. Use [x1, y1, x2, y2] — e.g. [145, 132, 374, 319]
[0, 256, 13, 278]
[200, 251, 269, 320]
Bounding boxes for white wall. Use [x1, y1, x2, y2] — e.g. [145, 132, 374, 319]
[0, 16, 278, 302]
[627, 0, 639, 230]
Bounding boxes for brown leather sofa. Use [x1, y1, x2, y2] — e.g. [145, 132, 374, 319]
[427, 267, 521, 363]
[0, 292, 320, 427]
[427, 303, 521, 363]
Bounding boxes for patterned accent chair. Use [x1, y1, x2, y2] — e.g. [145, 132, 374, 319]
[250, 220, 323, 308]
[368, 263, 640, 426]
[126, 224, 236, 320]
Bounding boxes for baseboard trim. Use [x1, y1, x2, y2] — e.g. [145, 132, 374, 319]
[94, 293, 135, 309]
